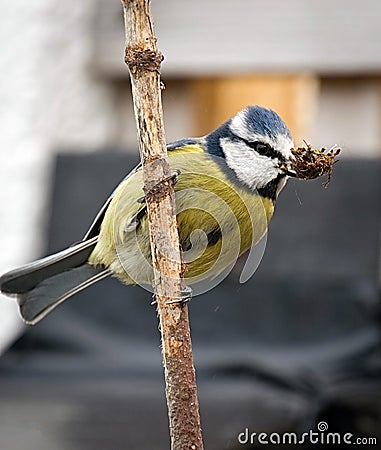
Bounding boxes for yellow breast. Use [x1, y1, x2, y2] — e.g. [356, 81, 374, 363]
[89, 146, 274, 286]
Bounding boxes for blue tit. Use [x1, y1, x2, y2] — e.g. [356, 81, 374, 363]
[0, 105, 294, 324]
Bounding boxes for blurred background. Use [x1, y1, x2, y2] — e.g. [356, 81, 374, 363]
[0, 1, 380, 449]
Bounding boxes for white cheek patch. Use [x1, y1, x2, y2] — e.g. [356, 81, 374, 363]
[221, 138, 279, 190]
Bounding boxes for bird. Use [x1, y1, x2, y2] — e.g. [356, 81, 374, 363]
[0, 105, 295, 325]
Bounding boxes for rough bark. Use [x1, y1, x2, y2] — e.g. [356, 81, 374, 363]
[121, 1, 204, 449]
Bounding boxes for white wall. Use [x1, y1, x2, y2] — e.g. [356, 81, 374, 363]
[0, 2, 117, 351]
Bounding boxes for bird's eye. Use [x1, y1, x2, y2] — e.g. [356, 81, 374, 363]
[251, 141, 279, 158]
[255, 142, 272, 156]
[239, 137, 283, 160]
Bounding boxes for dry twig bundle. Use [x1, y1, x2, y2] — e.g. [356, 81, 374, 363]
[282, 142, 341, 187]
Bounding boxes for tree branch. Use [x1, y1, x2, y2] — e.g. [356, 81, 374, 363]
[121, 1, 204, 448]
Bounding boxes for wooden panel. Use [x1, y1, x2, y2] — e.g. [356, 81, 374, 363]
[93, 0, 381, 77]
[312, 77, 381, 156]
[189, 75, 319, 145]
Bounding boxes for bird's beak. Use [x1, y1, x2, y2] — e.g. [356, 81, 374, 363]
[280, 161, 297, 178]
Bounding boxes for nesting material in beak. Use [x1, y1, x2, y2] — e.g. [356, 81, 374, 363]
[282, 142, 341, 187]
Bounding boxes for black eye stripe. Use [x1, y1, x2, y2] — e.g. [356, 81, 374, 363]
[239, 138, 284, 161]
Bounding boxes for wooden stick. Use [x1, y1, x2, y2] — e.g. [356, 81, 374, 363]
[121, 1, 204, 448]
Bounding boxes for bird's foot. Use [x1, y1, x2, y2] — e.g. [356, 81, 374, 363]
[138, 169, 181, 204]
[151, 286, 192, 306]
[166, 286, 192, 305]
[170, 168, 181, 185]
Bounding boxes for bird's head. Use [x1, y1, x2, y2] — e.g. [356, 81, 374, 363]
[205, 105, 294, 200]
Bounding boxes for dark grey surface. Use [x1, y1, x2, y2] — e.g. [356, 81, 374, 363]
[0, 155, 380, 449]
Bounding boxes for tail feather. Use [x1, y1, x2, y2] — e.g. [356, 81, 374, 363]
[18, 264, 111, 325]
[0, 236, 111, 325]
[0, 237, 98, 295]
